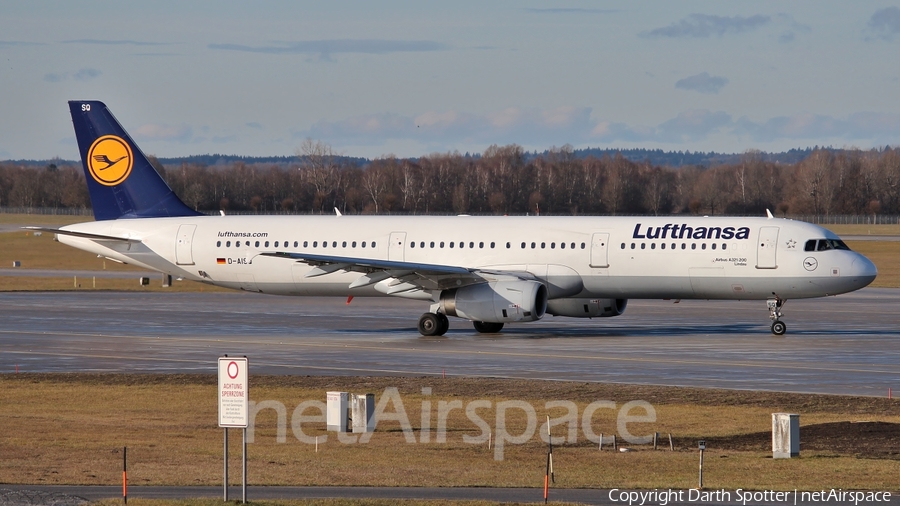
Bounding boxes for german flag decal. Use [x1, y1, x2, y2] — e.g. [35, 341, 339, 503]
[217, 258, 226, 264]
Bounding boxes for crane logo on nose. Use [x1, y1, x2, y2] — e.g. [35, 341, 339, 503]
[87, 135, 133, 186]
[803, 257, 818, 271]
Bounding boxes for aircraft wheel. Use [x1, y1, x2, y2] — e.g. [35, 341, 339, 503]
[436, 313, 450, 336]
[418, 313, 442, 336]
[473, 321, 504, 333]
[771, 320, 787, 336]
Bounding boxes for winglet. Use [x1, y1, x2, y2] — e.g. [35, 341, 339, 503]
[68, 101, 202, 221]
[334, 207, 343, 217]
[765, 209, 774, 219]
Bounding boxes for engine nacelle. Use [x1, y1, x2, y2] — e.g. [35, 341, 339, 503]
[546, 298, 628, 318]
[440, 280, 548, 323]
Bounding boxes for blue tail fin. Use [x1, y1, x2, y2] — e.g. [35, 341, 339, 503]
[68, 100, 202, 221]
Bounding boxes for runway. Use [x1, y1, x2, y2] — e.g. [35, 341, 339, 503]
[1, 289, 898, 396]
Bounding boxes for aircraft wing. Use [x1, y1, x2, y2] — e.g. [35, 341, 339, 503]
[22, 226, 142, 243]
[260, 251, 511, 296]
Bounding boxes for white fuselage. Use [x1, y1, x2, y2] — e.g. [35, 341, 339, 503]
[57, 215, 876, 303]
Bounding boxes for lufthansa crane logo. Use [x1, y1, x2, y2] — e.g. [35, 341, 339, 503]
[87, 135, 133, 186]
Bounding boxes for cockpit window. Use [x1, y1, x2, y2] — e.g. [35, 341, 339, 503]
[806, 238, 851, 252]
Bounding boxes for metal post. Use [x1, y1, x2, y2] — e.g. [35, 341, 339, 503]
[699, 448, 704, 489]
[242, 427, 247, 504]
[223, 429, 228, 501]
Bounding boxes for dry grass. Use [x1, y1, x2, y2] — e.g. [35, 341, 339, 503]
[0, 230, 139, 271]
[2, 374, 898, 492]
[824, 224, 900, 236]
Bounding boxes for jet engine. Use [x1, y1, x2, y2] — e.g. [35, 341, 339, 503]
[546, 298, 628, 318]
[440, 280, 548, 323]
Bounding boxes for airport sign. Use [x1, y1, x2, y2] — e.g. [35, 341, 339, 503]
[218, 357, 248, 428]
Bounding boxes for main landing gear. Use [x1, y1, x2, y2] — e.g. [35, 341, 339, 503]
[418, 312, 450, 336]
[472, 321, 504, 333]
[767, 295, 787, 336]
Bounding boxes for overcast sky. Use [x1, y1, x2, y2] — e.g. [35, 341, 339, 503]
[2, 1, 899, 160]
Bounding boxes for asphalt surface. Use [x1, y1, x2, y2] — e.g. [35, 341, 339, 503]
[1, 288, 898, 396]
[0, 485, 880, 505]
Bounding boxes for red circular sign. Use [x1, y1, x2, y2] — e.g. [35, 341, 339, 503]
[227, 361, 239, 379]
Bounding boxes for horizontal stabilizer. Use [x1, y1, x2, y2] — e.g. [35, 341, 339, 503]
[23, 226, 141, 243]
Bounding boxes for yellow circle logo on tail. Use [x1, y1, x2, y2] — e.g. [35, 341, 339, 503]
[87, 135, 133, 186]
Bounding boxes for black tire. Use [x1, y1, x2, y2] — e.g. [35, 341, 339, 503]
[418, 313, 441, 336]
[771, 320, 787, 336]
[436, 313, 450, 336]
[473, 321, 504, 333]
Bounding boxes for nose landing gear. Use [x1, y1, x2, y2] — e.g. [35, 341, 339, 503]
[767, 295, 786, 335]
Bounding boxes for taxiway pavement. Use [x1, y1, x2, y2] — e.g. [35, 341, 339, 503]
[1, 289, 898, 396]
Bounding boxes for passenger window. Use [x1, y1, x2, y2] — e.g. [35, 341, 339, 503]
[701, 243, 706, 250]
[440, 242, 444, 248]
[469, 242, 474, 248]
[630, 243, 635, 249]
[580, 242, 586, 249]
[450, 242, 455, 248]
[521, 242, 526, 249]
[671, 243, 675, 250]
[371, 242, 376, 248]
[541, 242, 546, 249]
[551, 242, 556, 249]
[421, 242, 425, 248]
[571, 242, 576, 249]
[217, 241, 221, 247]
[506, 242, 510, 248]
[361, 241, 366, 248]
[274, 241, 279, 247]
[303, 241, 308, 247]
[722, 243, 727, 250]
[294, 241, 298, 247]
[313, 241, 318, 247]
[410, 242, 415, 248]
[352, 241, 357, 248]
[226, 241, 231, 247]
[651, 243, 656, 250]
[531, 242, 536, 249]
[640, 243, 646, 250]
[561, 243, 566, 249]
[661, 243, 666, 250]
[342, 241, 347, 247]
[332, 241, 337, 248]
[681, 243, 686, 250]
[691, 243, 696, 250]
[323, 241, 327, 248]
[804, 240, 816, 252]
[490, 242, 495, 248]
[430, 241, 435, 248]
[711, 243, 716, 250]
[479, 242, 484, 248]
[264, 241, 269, 247]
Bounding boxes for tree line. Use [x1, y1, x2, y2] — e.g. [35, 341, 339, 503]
[1, 142, 898, 217]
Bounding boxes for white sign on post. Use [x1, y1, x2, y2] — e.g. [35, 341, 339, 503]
[218, 357, 249, 428]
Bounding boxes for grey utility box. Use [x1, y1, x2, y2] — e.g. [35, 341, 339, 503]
[772, 413, 800, 458]
[326, 391, 349, 432]
[352, 393, 376, 433]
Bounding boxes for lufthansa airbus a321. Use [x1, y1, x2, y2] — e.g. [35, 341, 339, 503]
[30, 101, 877, 336]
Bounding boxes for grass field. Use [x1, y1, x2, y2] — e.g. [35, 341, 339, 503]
[2, 375, 898, 492]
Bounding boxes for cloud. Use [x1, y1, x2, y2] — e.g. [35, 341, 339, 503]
[304, 106, 595, 147]
[209, 39, 447, 61]
[44, 68, 102, 83]
[245, 122, 264, 130]
[134, 123, 193, 143]
[734, 112, 900, 142]
[61, 39, 169, 46]
[675, 72, 729, 94]
[868, 7, 900, 40]
[642, 14, 770, 38]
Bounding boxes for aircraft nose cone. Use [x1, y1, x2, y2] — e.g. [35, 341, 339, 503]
[851, 254, 877, 288]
